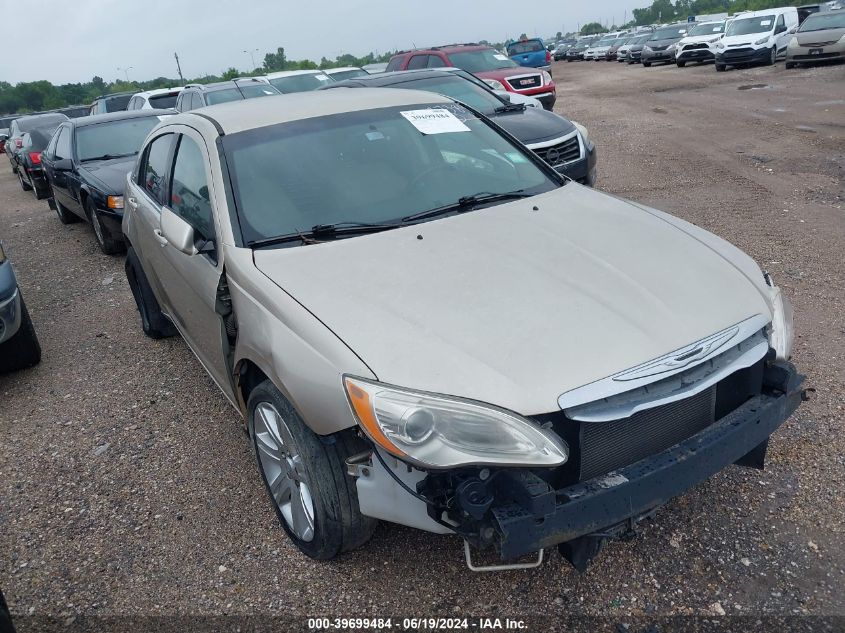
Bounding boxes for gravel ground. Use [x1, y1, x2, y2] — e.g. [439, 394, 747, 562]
[1, 60, 843, 629]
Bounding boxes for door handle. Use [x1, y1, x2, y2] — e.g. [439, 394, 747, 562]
[127, 196, 138, 208]
[153, 228, 169, 247]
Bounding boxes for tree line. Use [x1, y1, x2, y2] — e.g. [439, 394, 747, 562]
[0, 48, 395, 115]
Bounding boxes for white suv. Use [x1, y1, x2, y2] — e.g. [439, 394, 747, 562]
[127, 87, 184, 110]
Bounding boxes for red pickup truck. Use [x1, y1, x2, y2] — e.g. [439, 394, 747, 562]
[386, 44, 556, 110]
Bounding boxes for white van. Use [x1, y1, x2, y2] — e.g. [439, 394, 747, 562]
[713, 7, 799, 70]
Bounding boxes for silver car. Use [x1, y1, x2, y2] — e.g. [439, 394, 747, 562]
[122, 89, 803, 570]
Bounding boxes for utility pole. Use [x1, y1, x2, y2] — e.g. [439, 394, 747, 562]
[244, 48, 259, 69]
[174, 52, 184, 83]
[117, 66, 133, 81]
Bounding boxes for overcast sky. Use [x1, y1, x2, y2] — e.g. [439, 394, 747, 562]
[1, 0, 647, 85]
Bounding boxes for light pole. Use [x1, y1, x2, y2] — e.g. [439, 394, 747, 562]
[244, 49, 259, 69]
[117, 66, 133, 81]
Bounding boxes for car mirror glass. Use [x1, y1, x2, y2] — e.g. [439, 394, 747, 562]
[160, 206, 198, 256]
[199, 185, 209, 201]
[54, 158, 72, 171]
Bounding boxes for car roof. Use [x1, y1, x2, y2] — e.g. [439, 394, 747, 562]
[396, 43, 490, 55]
[324, 66, 364, 73]
[133, 87, 184, 98]
[93, 92, 135, 100]
[324, 68, 466, 88]
[176, 87, 451, 136]
[264, 70, 329, 79]
[68, 109, 175, 128]
[735, 7, 795, 17]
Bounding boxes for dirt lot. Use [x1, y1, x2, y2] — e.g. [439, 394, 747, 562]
[1, 59, 843, 628]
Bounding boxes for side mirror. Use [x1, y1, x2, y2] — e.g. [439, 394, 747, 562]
[0, 134, 7, 142]
[788, 26, 798, 34]
[54, 158, 73, 171]
[776, 24, 787, 34]
[160, 206, 197, 256]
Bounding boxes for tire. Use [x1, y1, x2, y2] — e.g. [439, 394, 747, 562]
[248, 380, 377, 560]
[54, 198, 79, 225]
[676, 61, 686, 68]
[18, 170, 32, 192]
[125, 246, 177, 339]
[0, 292, 41, 373]
[86, 197, 124, 255]
[768, 46, 777, 65]
[716, 63, 726, 72]
[785, 61, 795, 69]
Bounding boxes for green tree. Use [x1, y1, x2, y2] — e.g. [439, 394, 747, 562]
[220, 67, 240, 80]
[580, 22, 607, 35]
[263, 47, 287, 72]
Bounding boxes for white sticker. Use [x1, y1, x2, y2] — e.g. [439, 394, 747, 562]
[494, 53, 509, 60]
[316, 75, 330, 81]
[713, 26, 722, 31]
[400, 109, 470, 135]
[761, 19, 772, 26]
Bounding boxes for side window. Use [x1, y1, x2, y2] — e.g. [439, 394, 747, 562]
[776, 14, 785, 30]
[54, 127, 72, 160]
[407, 55, 428, 70]
[46, 130, 59, 157]
[385, 57, 403, 72]
[427, 55, 446, 68]
[169, 135, 215, 241]
[193, 93, 205, 109]
[141, 134, 175, 205]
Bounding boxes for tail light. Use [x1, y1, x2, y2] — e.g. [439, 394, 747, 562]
[29, 152, 41, 165]
[546, 51, 552, 63]
[15, 138, 22, 148]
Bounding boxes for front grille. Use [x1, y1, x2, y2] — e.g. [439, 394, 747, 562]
[532, 135, 580, 166]
[506, 74, 542, 90]
[794, 52, 839, 60]
[723, 47, 755, 59]
[802, 41, 836, 47]
[651, 45, 669, 51]
[579, 386, 716, 481]
[683, 43, 710, 50]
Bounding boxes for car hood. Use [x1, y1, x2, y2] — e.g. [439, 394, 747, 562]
[475, 67, 544, 82]
[795, 27, 845, 44]
[679, 34, 722, 45]
[646, 37, 683, 47]
[253, 185, 772, 416]
[80, 155, 137, 194]
[490, 107, 575, 145]
[722, 33, 769, 46]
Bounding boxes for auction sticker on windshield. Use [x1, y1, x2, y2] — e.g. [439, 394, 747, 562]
[400, 109, 471, 135]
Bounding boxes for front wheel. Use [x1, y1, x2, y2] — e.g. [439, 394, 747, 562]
[676, 61, 686, 68]
[715, 63, 726, 72]
[768, 46, 777, 65]
[125, 246, 177, 339]
[18, 170, 32, 191]
[643, 62, 652, 67]
[86, 198, 124, 255]
[248, 381, 377, 560]
[785, 61, 796, 69]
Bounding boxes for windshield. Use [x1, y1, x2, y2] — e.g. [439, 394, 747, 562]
[223, 103, 557, 245]
[446, 49, 518, 72]
[148, 93, 179, 109]
[329, 68, 368, 81]
[205, 88, 244, 105]
[507, 40, 544, 54]
[76, 116, 163, 161]
[650, 26, 688, 40]
[268, 73, 332, 93]
[237, 84, 281, 99]
[390, 77, 503, 115]
[800, 11, 845, 31]
[688, 22, 725, 36]
[727, 15, 775, 36]
[595, 38, 615, 46]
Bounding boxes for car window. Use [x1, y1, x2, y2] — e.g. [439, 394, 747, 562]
[447, 49, 519, 72]
[54, 127, 72, 160]
[205, 88, 245, 105]
[427, 55, 446, 68]
[169, 136, 215, 241]
[268, 74, 331, 93]
[183, 92, 196, 111]
[776, 14, 785, 30]
[407, 55, 429, 70]
[386, 57, 403, 71]
[507, 41, 544, 54]
[105, 95, 132, 112]
[141, 134, 175, 205]
[149, 93, 179, 109]
[238, 84, 280, 99]
[400, 77, 502, 115]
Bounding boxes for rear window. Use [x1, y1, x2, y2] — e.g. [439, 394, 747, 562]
[238, 84, 280, 99]
[268, 74, 331, 93]
[17, 114, 68, 132]
[507, 40, 544, 54]
[148, 93, 179, 109]
[328, 68, 368, 81]
[104, 95, 132, 112]
[205, 88, 244, 106]
[76, 116, 164, 161]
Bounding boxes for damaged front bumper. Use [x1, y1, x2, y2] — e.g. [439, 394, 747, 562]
[480, 361, 804, 560]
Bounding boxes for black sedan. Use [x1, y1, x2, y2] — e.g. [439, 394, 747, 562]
[15, 127, 60, 199]
[324, 68, 597, 186]
[0, 239, 40, 373]
[41, 110, 173, 255]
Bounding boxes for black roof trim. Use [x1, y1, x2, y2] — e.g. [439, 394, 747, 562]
[192, 112, 225, 137]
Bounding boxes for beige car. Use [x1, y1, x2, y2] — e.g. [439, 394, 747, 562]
[122, 89, 803, 570]
[786, 8, 845, 68]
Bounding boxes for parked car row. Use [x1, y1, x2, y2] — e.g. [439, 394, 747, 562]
[571, 6, 844, 71]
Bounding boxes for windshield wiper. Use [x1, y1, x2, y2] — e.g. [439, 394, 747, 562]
[81, 152, 135, 162]
[494, 102, 526, 114]
[248, 221, 401, 249]
[401, 190, 533, 223]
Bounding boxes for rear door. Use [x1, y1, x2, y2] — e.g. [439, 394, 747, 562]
[43, 125, 76, 212]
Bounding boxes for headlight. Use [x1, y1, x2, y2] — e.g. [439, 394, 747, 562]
[713, 41, 725, 50]
[765, 274, 794, 361]
[344, 377, 569, 469]
[0, 242, 6, 264]
[667, 44, 677, 51]
[107, 195, 124, 210]
[541, 71, 552, 85]
[572, 120, 589, 144]
[754, 36, 770, 46]
[483, 79, 505, 91]
[643, 45, 653, 52]
[707, 36, 721, 43]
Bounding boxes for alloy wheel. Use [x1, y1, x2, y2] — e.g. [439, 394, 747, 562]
[253, 402, 315, 542]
